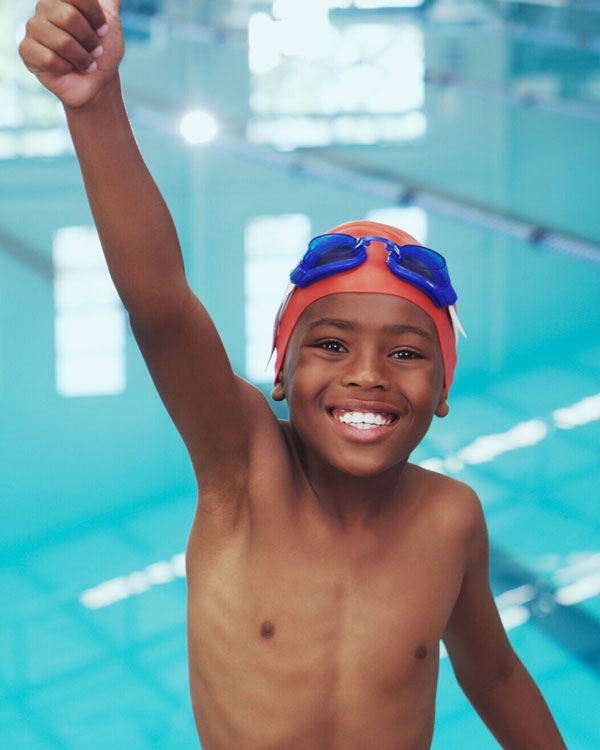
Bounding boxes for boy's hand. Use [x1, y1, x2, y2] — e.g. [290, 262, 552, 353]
[19, 0, 124, 109]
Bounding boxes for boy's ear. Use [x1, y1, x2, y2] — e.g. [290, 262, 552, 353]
[271, 373, 285, 402]
[435, 390, 449, 418]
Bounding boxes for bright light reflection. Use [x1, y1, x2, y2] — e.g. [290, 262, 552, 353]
[257, 2, 336, 61]
[419, 393, 600, 477]
[80, 553, 186, 609]
[247, 112, 426, 150]
[244, 214, 311, 382]
[366, 207, 427, 245]
[179, 109, 218, 144]
[0, 129, 72, 160]
[553, 553, 600, 585]
[53, 226, 126, 397]
[248, 11, 425, 149]
[556, 573, 600, 606]
[249, 21, 423, 112]
[457, 419, 548, 466]
[552, 393, 600, 429]
[354, 0, 424, 7]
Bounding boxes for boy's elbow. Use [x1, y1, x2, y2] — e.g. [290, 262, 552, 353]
[458, 648, 520, 700]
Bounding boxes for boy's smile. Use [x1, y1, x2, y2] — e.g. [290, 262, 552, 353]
[273, 293, 449, 480]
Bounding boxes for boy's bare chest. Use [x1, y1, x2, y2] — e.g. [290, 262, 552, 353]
[186, 495, 465, 748]
[189, 507, 461, 655]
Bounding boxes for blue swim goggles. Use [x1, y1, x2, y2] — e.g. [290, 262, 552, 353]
[289, 234, 458, 309]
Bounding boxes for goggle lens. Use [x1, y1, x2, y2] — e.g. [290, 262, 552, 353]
[291, 233, 366, 286]
[388, 244, 448, 286]
[307, 234, 359, 266]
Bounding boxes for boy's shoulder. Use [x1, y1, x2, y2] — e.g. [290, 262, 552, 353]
[410, 461, 478, 498]
[408, 463, 485, 535]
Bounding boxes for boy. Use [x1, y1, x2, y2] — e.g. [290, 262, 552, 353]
[19, 2, 567, 748]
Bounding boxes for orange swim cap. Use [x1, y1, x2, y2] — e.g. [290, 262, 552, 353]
[273, 220, 458, 395]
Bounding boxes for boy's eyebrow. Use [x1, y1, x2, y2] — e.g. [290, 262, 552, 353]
[308, 318, 355, 331]
[384, 323, 434, 342]
[307, 318, 434, 342]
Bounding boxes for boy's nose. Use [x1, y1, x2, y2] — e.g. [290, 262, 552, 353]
[341, 352, 389, 390]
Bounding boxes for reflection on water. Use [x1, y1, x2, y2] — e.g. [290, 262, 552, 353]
[366, 206, 428, 243]
[248, 4, 426, 149]
[53, 226, 126, 397]
[244, 213, 311, 382]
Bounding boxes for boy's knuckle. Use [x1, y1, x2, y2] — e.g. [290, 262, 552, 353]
[20, 40, 37, 66]
[41, 48, 64, 71]
[57, 2, 79, 26]
[35, 0, 53, 17]
[55, 34, 72, 54]
[26, 15, 42, 36]
[48, 52, 72, 73]
[34, 48, 50, 69]
[40, 47, 57, 67]
[17, 38, 29, 63]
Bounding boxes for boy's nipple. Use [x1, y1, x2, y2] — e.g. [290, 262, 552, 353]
[260, 620, 276, 639]
[415, 645, 427, 660]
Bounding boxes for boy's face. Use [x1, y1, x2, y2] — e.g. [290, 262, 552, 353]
[272, 293, 449, 478]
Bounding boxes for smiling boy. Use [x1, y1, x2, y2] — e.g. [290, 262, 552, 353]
[19, 1, 567, 748]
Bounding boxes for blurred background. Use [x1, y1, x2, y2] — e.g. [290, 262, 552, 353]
[2, 0, 600, 747]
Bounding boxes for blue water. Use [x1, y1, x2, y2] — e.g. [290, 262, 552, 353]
[2, 1, 600, 748]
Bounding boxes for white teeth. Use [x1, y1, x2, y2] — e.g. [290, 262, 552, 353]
[333, 410, 394, 427]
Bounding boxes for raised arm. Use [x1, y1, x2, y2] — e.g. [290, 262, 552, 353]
[442, 490, 567, 749]
[19, 0, 269, 512]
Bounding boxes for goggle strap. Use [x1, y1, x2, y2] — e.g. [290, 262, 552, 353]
[449, 305, 467, 342]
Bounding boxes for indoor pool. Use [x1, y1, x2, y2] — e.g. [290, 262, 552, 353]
[2, 0, 600, 747]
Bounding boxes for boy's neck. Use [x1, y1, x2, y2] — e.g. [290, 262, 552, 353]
[295, 441, 413, 531]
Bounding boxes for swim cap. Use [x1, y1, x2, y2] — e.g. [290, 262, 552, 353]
[273, 220, 458, 395]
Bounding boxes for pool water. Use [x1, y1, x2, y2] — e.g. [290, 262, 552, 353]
[1, 1, 600, 748]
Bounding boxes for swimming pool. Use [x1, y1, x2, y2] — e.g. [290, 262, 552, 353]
[2, 1, 600, 747]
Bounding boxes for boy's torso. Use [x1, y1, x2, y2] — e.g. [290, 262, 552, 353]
[186, 418, 469, 750]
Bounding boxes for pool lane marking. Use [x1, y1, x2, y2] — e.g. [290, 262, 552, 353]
[419, 392, 600, 475]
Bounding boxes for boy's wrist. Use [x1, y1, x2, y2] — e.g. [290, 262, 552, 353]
[63, 73, 123, 115]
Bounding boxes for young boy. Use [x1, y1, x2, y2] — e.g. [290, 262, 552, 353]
[20, 2, 567, 748]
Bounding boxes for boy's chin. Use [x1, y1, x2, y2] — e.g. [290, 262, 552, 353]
[326, 452, 408, 480]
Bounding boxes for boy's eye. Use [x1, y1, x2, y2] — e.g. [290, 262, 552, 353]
[392, 349, 422, 359]
[317, 340, 345, 352]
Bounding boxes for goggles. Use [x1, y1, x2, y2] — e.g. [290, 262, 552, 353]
[290, 233, 458, 309]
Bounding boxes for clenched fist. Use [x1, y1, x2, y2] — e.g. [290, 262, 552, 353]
[19, 0, 124, 109]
